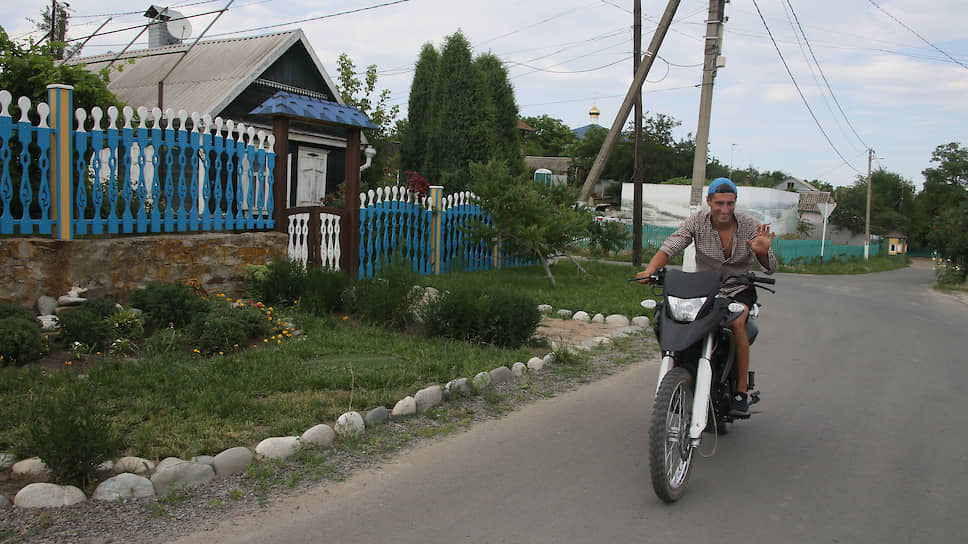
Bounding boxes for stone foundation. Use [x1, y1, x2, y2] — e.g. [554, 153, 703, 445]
[0, 232, 288, 309]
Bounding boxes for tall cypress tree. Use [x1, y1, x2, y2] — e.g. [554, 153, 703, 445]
[399, 43, 438, 173]
[474, 53, 523, 176]
[424, 31, 490, 189]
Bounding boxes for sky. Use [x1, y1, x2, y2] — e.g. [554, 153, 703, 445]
[2, 0, 967, 190]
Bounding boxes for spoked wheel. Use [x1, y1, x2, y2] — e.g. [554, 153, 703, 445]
[649, 367, 695, 503]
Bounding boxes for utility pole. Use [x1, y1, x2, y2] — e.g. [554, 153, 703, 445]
[683, 0, 726, 271]
[578, 0, 682, 202]
[864, 148, 873, 260]
[632, 0, 644, 266]
[689, 0, 726, 206]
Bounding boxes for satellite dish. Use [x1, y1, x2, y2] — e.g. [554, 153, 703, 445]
[165, 9, 193, 41]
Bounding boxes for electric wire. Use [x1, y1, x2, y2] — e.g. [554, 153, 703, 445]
[750, 0, 860, 174]
[204, 0, 411, 38]
[866, 0, 968, 70]
[475, 1, 601, 47]
[783, 0, 869, 151]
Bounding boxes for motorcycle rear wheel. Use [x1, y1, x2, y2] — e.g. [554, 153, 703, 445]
[649, 367, 695, 503]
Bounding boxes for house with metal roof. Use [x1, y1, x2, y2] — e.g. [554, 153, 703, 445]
[70, 29, 367, 208]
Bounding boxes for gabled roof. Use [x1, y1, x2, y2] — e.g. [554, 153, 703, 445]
[69, 30, 341, 118]
[524, 156, 572, 174]
[779, 177, 822, 192]
[798, 191, 834, 212]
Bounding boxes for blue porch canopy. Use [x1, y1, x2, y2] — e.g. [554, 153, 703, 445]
[249, 91, 378, 129]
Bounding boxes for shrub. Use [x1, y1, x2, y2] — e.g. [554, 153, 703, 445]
[56, 308, 113, 351]
[129, 281, 210, 328]
[0, 301, 36, 321]
[585, 219, 631, 255]
[142, 326, 188, 357]
[81, 297, 119, 319]
[20, 380, 124, 489]
[422, 287, 540, 348]
[244, 264, 270, 302]
[190, 300, 273, 355]
[257, 259, 307, 306]
[108, 309, 145, 340]
[420, 289, 482, 343]
[0, 316, 47, 366]
[478, 290, 541, 348]
[300, 267, 348, 316]
[347, 259, 420, 329]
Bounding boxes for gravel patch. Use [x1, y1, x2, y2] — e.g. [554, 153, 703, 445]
[0, 333, 657, 544]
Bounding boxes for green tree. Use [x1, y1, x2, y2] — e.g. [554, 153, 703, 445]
[28, 1, 80, 61]
[923, 142, 968, 188]
[465, 160, 591, 286]
[0, 28, 122, 113]
[830, 169, 916, 235]
[474, 53, 523, 175]
[334, 53, 399, 140]
[926, 201, 968, 282]
[520, 114, 578, 157]
[911, 143, 968, 248]
[423, 32, 494, 189]
[0, 28, 124, 218]
[399, 43, 438, 173]
[334, 53, 400, 186]
[401, 32, 525, 192]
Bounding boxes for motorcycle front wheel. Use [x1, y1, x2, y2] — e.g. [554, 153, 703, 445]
[649, 367, 695, 503]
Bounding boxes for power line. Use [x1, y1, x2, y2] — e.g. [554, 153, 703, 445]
[64, 9, 225, 42]
[750, 0, 860, 174]
[867, 0, 968, 70]
[507, 55, 632, 76]
[476, 1, 601, 47]
[783, 0, 868, 150]
[204, 0, 411, 38]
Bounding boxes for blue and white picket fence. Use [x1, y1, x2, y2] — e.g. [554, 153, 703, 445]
[354, 186, 533, 279]
[0, 85, 276, 239]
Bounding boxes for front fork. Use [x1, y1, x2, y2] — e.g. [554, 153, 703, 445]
[655, 333, 715, 445]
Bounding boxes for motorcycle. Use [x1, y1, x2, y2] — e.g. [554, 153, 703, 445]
[637, 267, 775, 503]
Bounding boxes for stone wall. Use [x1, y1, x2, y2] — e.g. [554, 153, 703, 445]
[0, 232, 288, 310]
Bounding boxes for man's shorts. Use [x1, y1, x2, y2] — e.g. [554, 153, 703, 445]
[732, 287, 758, 311]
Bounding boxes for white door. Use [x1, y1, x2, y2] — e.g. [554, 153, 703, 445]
[296, 147, 329, 206]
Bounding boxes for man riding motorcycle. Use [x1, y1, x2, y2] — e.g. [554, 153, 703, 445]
[635, 177, 777, 416]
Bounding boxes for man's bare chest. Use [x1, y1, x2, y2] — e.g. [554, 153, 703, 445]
[717, 227, 735, 258]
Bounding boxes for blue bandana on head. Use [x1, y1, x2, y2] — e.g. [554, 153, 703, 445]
[708, 177, 737, 195]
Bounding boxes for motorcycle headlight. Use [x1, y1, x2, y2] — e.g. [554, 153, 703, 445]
[667, 296, 707, 322]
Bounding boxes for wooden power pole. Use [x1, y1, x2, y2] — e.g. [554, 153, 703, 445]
[632, 0, 644, 266]
[579, 0, 681, 202]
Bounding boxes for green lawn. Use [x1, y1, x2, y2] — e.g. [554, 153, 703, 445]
[0, 256, 916, 464]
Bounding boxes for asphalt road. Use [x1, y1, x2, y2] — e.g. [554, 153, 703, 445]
[175, 264, 968, 544]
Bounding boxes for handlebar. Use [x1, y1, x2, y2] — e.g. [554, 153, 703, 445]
[630, 268, 776, 290]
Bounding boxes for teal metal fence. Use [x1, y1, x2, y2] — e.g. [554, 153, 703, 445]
[583, 221, 884, 264]
[356, 187, 534, 279]
[770, 238, 884, 263]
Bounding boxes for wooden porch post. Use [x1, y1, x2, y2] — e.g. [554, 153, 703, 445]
[48, 84, 73, 240]
[343, 128, 361, 281]
[271, 116, 289, 233]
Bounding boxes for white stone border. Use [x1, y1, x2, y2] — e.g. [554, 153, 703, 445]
[2, 305, 650, 509]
